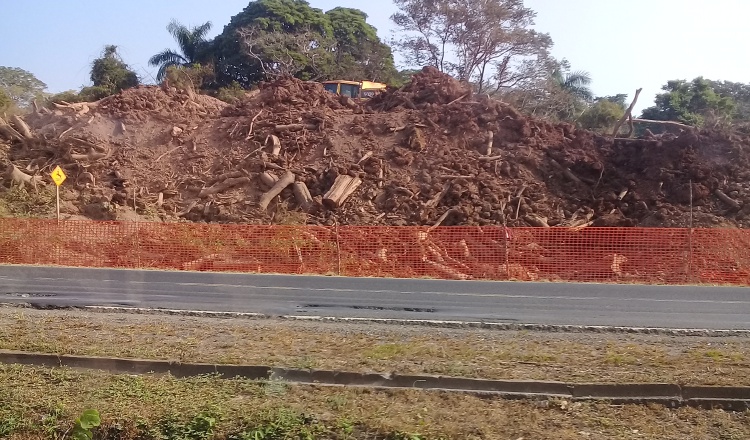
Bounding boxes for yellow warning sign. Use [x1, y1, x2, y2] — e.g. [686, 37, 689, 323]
[50, 166, 66, 186]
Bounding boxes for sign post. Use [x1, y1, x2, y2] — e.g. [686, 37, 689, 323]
[50, 166, 66, 221]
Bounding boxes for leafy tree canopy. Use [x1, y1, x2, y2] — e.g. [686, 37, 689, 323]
[391, 0, 552, 93]
[705, 79, 750, 121]
[86, 45, 139, 100]
[640, 77, 735, 126]
[149, 20, 213, 81]
[0, 66, 47, 108]
[0, 88, 13, 114]
[579, 98, 626, 131]
[211, 0, 397, 87]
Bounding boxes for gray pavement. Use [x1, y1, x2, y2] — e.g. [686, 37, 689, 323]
[0, 265, 749, 329]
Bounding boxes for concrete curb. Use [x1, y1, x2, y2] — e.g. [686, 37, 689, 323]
[79, 306, 750, 337]
[1, 350, 748, 410]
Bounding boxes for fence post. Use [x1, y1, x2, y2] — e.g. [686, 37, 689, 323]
[688, 180, 693, 283]
[335, 221, 341, 276]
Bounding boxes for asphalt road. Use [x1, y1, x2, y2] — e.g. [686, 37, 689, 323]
[1, 265, 749, 329]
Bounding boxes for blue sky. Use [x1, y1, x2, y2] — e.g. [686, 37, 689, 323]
[3, 0, 750, 113]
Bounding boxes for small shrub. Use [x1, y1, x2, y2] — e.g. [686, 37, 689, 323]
[70, 409, 101, 440]
[216, 81, 247, 104]
[0, 185, 56, 218]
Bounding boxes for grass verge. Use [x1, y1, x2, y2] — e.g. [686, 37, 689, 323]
[0, 307, 749, 386]
[2, 364, 750, 440]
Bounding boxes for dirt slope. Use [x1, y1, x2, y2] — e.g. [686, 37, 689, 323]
[3, 67, 750, 228]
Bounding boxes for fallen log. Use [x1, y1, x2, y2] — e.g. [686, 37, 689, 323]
[206, 170, 245, 187]
[524, 214, 550, 228]
[632, 118, 694, 130]
[0, 117, 24, 142]
[259, 171, 295, 210]
[548, 158, 584, 185]
[478, 154, 503, 162]
[70, 150, 107, 161]
[293, 182, 314, 211]
[323, 175, 362, 209]
[6, 164, 43, 188]
[715, 189, 741, 210]
[274, 123, 318, 132]
[10, 115, 33, 139]
[199, 176, 251, 198]
[259, 172, 278, 188]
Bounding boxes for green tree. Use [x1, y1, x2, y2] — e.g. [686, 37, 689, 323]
[391, 0, 551, 92]
[211, 0, 398, 87]
[552, 68, 593, 102]
[0, 67, 47, 108]
[212, 0, 332, 86]
[0, 88, 13, 113]
[705, 79, 750, 121]
[641, 77, 735, 126]
[325, 7, 398, 83]
[80, 45, 139, 100]
[149, 20, 213, 81]
[579, 97, 626, 131]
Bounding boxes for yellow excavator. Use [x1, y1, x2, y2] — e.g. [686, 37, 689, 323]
[322, 80, 388, 99]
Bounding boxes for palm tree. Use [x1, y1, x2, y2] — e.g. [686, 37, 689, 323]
[552, 68, 594, 102]
[149, 19, 213, 81]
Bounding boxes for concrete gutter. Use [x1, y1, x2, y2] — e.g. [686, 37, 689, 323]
[1, 350, 748, 410]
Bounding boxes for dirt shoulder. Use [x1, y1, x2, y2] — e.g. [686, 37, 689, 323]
[2, 363, 750, 440]
[1, 307, 748, 386]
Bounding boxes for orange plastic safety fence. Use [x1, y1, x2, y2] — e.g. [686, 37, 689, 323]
[1, 218, 749, 286]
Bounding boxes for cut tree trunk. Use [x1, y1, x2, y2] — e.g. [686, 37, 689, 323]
[199, 177, 251, 198]
[323, 175, 362, 209]
[6, 165, 43, 188]
[715, 189, 741, 210]
[259, 172, 278, 188]
[0, 117, 24, 142]
[10, 115, 33, 139]
[293, 182, 314, 211]
[259, 171, 295, 210]
[485, 131, 494, 156]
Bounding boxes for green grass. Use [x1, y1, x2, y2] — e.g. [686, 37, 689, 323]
[2, 364, 750, 440]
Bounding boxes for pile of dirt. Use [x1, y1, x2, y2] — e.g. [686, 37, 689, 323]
[3, 69, 750, 230]
[98, 85, 228, 123]
[369, 66, 473, 111]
